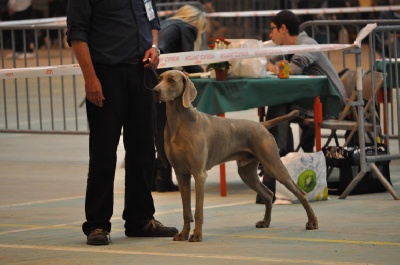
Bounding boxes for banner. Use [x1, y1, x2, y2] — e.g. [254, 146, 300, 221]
[0, 24, 377, 79]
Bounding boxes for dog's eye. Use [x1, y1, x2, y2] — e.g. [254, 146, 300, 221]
[168, 78, 175, 83]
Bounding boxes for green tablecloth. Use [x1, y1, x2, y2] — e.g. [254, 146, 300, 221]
[191, 76, 341, 117]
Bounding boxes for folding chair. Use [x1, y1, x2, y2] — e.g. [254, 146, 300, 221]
[299, 70, 384, 149]
[294, 68, 357, 151]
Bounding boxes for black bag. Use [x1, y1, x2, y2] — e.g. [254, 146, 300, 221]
[322, 144, 391, 195]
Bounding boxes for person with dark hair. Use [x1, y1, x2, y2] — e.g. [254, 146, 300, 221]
[153, 4, 207, 192]
[257, 10, 347, 204]
[67, 0, 178, 245]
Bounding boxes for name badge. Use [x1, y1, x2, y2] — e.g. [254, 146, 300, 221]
[144, 0, 155, 21]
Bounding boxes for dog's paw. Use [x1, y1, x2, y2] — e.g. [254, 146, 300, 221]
[306, 220, 318, 230]
[255, 220, 270, 228]
[173, 232, 189, 241]
[188, 233, 202, 242]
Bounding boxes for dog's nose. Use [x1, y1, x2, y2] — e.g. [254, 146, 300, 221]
[152, 87, 161, 101]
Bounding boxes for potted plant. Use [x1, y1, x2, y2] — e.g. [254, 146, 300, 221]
[206, 37, 231, 80]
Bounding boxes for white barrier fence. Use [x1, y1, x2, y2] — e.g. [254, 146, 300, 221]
[0, 4, 399, 135]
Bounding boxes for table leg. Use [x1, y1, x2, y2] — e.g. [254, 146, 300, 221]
[378, 87, 392, 145]
[217, 113, 227, 197]
[219, 163, 226, 197]
[258, 107, 265, 122]
[314, 97, 322, 151]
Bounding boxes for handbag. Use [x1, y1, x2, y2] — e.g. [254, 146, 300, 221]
[323, 144, 392, 195]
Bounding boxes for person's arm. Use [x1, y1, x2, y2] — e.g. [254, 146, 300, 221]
[143, 0, 161, 68]
[142, 29, 160, 68]
[266, 56, 282, 73]
[71, 40, 104, 107]
[266, 61, 277, 73]
[289, 53, 315, 75]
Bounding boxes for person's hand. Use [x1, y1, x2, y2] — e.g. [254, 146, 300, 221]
[85, 76, 105, 107]
[266, 62, 278, 73]
[143, 47, 160, 69]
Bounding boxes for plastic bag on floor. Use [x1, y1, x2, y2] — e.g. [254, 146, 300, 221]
[276, 151, 328, 204]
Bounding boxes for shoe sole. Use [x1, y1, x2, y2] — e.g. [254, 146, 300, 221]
[87, 240, 109, 245]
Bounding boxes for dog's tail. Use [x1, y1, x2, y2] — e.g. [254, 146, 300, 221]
[261, 110, 300, 129]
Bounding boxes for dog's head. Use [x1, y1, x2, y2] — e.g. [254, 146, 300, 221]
[153, 70, 197, 108]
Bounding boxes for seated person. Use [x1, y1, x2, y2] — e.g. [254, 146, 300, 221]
[257, 10, 348, 204]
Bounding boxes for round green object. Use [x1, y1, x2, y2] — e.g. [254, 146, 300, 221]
[297, 169, 317, 193]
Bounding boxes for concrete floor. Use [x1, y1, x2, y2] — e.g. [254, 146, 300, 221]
[1, 40, 399, 264]
[1, 107, 400, 265]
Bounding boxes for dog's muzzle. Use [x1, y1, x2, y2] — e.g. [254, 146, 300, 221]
[152, 87, 163, 103]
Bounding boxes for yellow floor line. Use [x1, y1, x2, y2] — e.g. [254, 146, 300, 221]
[206, 233, 400, 247]
[0, 243, 373, 265]
[0, 223, 398, 247]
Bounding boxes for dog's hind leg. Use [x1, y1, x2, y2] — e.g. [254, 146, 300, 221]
[237, 160, 274, 228]
[263, 161, 318, 230]
[173, 172, 193, 241]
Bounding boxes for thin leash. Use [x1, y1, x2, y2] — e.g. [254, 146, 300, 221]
[144, 66, 160, 91]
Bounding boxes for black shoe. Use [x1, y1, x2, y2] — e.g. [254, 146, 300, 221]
[125, 219, 178, 237]
[154, 167, 179, 192]
[87, 228, 111, 245]
[278, 149, 288, 157]
[156, 178, 179, 192]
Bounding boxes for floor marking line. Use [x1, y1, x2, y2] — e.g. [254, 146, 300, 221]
[0, 244, 372, 265]
[0, 201, 253, 235]
[1, 223, 398, 247]
[0, 196, 84, 208]
[155, 200, 254, 215]
[206, 233, 400, 247]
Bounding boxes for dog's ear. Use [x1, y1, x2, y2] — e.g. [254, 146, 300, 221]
[182, 73, 197, 108]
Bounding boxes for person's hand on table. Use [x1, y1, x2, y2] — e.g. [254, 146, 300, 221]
[266, 62, 278, 73]
[267, 61, 294, 75]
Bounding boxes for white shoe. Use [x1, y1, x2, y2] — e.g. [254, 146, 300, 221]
[5, 52, 21, 59]
[17, 52, 34, 59]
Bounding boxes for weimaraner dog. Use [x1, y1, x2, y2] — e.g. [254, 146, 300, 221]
[152, 70, 318, 242]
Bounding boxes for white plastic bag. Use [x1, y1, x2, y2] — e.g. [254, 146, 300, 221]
[208, 39, 275, 79]
[227, 39, 268, 78]
[275, 151, 328, 204]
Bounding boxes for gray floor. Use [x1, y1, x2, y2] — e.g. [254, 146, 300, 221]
[1, 107, 400, 265]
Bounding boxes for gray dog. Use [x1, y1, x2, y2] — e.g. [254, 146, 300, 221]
[152, 70, 318, 242]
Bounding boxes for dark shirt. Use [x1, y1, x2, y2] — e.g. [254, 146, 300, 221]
[66, 0, 160, 65]
[158, 19, 203, 73]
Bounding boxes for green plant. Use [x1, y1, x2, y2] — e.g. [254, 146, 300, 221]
[206, 37, 232, 71]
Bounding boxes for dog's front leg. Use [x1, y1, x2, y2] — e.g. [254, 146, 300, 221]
[173, 173, 193, 241]
[189, 172, 206, 242]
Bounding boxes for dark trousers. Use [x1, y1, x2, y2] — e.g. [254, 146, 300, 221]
[263, 104, 315, 195]
[154, 102, 169, 169]
[82, 63, 156, 235]
[11, 6, 33, 53]
[266, 104, 294, 153]
[266, 104, 315, 153]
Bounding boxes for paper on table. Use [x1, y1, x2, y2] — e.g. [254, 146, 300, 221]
[188, 72, 211, 78]
[288, 75, 327, 78]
